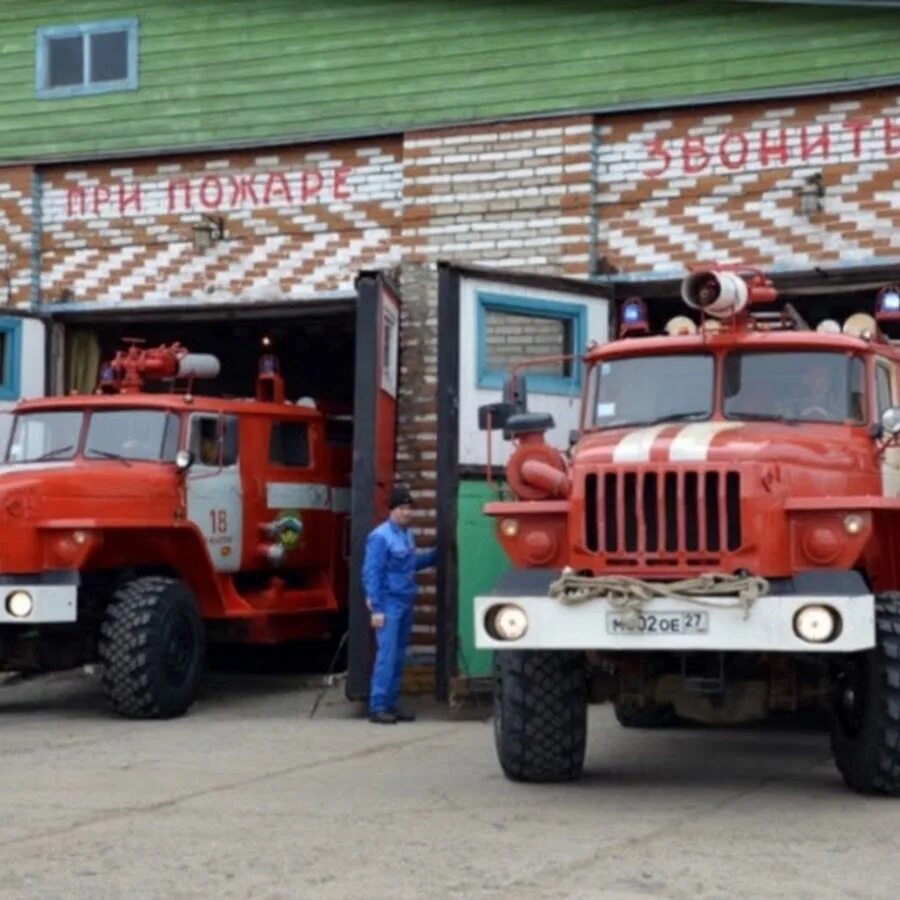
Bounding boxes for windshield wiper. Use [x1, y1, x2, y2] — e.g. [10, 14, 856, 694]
[85, 448, 132, 466]
[641, 410, 711, 427]
[729, 412, 798, 425]
[34, 445, 74, 461]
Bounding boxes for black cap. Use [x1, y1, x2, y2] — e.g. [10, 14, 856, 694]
[389, 487, 414, 510]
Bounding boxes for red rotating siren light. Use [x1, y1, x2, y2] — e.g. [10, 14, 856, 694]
[681, 265, 777, 320]
[619, 296, 649, 338]
[876, 284, 900, 324]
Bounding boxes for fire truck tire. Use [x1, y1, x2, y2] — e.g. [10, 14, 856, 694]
[613, 700, 678, 729]
[830, 592, 900, 795]
[99, 576, 206, 720]
[493, 650, 587, 782]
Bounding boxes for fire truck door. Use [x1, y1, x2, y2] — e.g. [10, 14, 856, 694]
[185, 414, 243, 572]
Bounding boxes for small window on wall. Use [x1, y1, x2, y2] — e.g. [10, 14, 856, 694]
[477, 292, 586, 395]
[0, 320, 22, 402]
[270, 421, 310, 467]
[381, 303, 399, 397]
[36, 19, 138, 98]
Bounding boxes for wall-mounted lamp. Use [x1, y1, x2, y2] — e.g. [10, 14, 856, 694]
[192, 214, 225, 252]
[798, 172, 825, 217]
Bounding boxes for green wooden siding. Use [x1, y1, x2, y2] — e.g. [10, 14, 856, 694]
[0, 0, 897, 161]
[457, 479, 510, 682]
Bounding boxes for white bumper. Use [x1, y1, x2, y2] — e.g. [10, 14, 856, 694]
[474, 593, 875, 653]
[0, 583, 77, 624]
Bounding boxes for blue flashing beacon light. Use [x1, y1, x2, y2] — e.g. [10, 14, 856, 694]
[619, 296, 648, 338]
[876, 285, 900, 324]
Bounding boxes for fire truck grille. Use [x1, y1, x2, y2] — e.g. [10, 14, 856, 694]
[584, 469, 742, 559]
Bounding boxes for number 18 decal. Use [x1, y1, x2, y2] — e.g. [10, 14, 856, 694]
[210, 509, 229, 533]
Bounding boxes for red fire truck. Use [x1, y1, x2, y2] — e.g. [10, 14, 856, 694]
[0, 341, 351, 718]
[476, 266, 900, 795]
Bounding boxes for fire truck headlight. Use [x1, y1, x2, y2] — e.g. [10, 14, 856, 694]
[843, 514, 864, 536]
[5, 591, 34, 619]
[486, 604, 529, 642]
[793, 604, 840, 644]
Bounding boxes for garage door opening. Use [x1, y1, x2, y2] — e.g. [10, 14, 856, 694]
[43, 275, 402, 699]
[59, 304, 357, 409]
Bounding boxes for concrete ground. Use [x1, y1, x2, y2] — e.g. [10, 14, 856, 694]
[0, 669, 895, 900]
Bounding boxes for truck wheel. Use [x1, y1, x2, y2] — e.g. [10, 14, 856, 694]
[493, 650, 587, 782]
[99, 576, 206, 719]
[830, 592, 900, 795]
[614, 700, 678, 728]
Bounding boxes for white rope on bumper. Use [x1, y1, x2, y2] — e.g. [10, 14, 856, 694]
[548, 568, 770, 627]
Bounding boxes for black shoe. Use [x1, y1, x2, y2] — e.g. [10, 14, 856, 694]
[394, 709, 417, 722]
[369, 711, 397, 724]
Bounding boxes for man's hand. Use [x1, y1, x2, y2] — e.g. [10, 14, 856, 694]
[370, 611, 385, 629]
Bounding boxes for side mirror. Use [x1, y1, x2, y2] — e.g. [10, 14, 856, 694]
[502, 373, 528, 414]
[504, 412, 555, 438]
[478, 402, 516, 431]
[882, 407, 900, 437]
[175, 449, 195, 472]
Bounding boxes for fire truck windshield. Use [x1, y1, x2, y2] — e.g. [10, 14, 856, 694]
[6, 410, 181, 464]
[84, 411, 181, 462]
[6, 412, 81, 463]
[724, 351, 866, 424]
[592, 354, 714, 428]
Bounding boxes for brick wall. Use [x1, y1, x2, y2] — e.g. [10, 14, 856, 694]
[402, 116, 595, 276]
[485, 310, 569, 374]
[0, 167, 33, 307]
[394, 116, 598, 653]
[596, 90, 900, 273]
[39, 139, 404, 304]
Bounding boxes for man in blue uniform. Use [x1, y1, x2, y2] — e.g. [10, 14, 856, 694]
[363, 487, 437, 724]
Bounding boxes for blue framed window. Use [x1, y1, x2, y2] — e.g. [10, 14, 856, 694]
[0, 319, 23, 402]
[477, 292, 587, 395]
[36, 18, 138, 99]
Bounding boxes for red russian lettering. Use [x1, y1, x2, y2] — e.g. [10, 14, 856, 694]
[118, 183, 143, 214]
[719, 131, 749, 171]
[229, 174, 259, 206]
[843, 118, 872, 157]
[759, 129, 789, 166]
[199, 176, 223, 209]
[643, 138, 671, 177]
[682, 136, 711, 175]
[800, 124, 831, 162]
[263, 172, 292, 205]
[92, 185, 111, 215]
[885, 117, 900, 155]
[301, 169, 324, 202]
[333, 166, 352, 200]
[167, 179, 193, 212]
[66, 187, 86, 217]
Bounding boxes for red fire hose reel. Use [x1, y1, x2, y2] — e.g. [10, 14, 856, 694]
[97, 340, 221, 394]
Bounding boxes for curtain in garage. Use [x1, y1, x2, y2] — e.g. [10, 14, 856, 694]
[65, 329, 101, 394]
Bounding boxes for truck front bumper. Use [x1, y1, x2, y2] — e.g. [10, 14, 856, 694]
[0, 574, 78, 625]
[474, 570, 875, 653]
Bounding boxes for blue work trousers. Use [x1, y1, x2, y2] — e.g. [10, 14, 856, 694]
[369, 597, 414, 714]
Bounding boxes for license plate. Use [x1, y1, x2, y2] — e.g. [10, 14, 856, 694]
[606, 611, 709, 636]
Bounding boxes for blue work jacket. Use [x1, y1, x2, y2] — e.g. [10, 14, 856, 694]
[363, 520, 437, 613]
